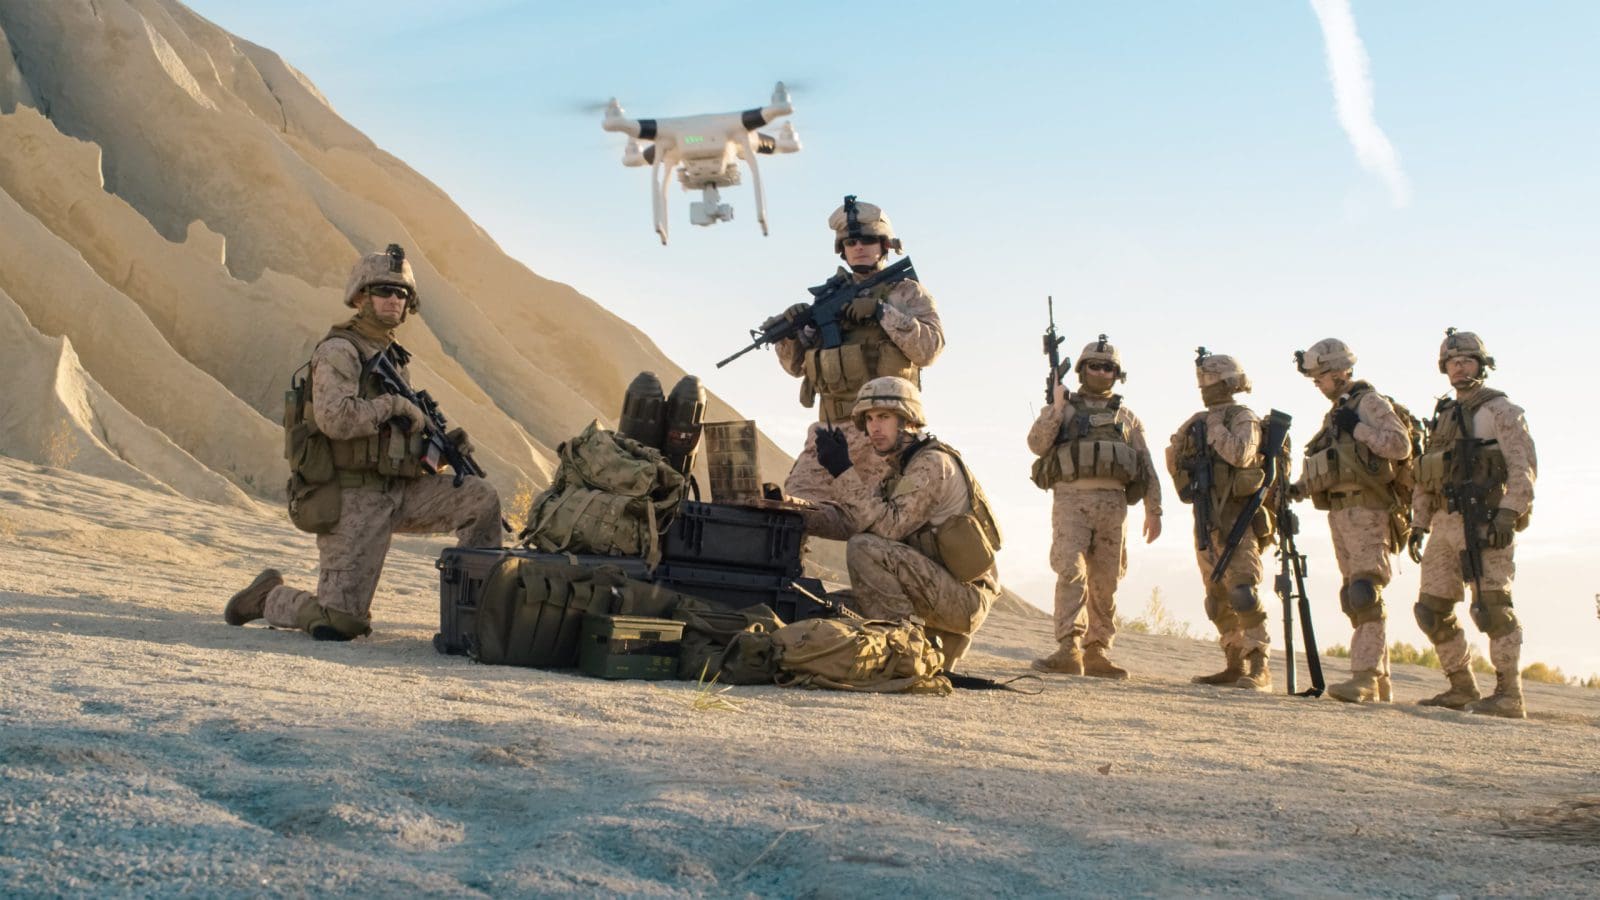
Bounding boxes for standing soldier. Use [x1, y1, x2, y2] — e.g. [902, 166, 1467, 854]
[768, 197, 944, 535]
[1026, 336, 1162, 679]
[222, 245, 503, 640]
[1167, 351, 1274, 691]
[812, 377, 1002, 670]
[1410, 329, 1536, 718]
[1289, 339, 1414, 703]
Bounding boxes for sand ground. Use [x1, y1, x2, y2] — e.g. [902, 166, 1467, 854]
[3, 456, 1598, 898]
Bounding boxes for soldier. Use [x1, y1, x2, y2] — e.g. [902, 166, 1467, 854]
[811, 376, 1001, 670]
[1289, 339, 1413, 704]
[1410, 329, 1536, 718]
[767, 196, 944, 537]
[222, 245, 503, 640]
[1025, 336, 1162, 679]
[1166, 352, 1274, 691]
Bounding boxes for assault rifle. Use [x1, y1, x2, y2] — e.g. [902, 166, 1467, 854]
[365, 349, 486, 488]
[1042, 295, 1066, 406]
[1271, 436, 1324, 696]
[716, 256, 918, 368]
[1180, 419, 1214, 552]
[1445, 401, 1489, 602]
[1210, 409, 1292, 583]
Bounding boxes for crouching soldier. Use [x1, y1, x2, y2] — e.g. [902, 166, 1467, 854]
[1167, 351, 1274, 691]
[223, 245, 502, 640]
[1411, 329, 1537, 718]
[1026, 336, 1161, 679]
[810, 376, 1002, 670]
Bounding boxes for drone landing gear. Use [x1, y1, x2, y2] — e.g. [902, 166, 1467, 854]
[689, 185, 734, 228]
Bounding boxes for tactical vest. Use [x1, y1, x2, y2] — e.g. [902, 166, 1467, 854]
[1302, 382, 1400, 511]
[1170, 404, 1266, 527]
[800, 282, 919, 423]
[1030, 394, 1146, 500]
[1415, 388, 1513, 514]
[883, 438, 1002, 584]
[288, 324, 427, 490]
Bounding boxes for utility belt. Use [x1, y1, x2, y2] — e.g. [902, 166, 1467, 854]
[336, 469, 398, 491]
[815, 393, 858, 425]
[1322, 485, 1392, 513]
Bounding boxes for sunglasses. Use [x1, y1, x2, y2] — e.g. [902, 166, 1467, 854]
[841, 237, 881, 248]
[1084, 362, 1117, 373]
[367, 285, 413, 301]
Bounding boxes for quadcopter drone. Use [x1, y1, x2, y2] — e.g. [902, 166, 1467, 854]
[601, 82, 802, 244]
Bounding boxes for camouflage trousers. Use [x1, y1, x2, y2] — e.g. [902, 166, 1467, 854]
[1193, 526, 1269, 654]
[844, 533, 998, 665]
[785, 420, 890, 540]
[264, 474, 502, 628]
[1329, 505, 1395, 675]
[1419, 510, 1515, 600]
[1048, 487, 1128, 649]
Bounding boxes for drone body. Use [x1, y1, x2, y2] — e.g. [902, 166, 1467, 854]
[602, 82, 801, 244]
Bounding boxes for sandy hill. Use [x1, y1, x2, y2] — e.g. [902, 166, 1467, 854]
[3, 457, 1599, 895]
[0, 0, 793, 508]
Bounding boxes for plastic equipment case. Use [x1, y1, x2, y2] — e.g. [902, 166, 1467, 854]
[436, 548, 830, 657]
[659, 501, 805, 576]
[577, 615, 683, 680]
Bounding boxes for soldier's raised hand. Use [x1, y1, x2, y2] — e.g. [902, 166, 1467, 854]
[1332, 406, 1361, 435]
[815, 427, 853, 478]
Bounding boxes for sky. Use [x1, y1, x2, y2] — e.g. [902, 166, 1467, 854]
[187, 0, 1600, 679]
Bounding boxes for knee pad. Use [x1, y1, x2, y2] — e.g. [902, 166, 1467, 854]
[1341, 578, 1384, 626]
[1469, 590, 1519, 639]
[1202, 591, 1232, 625]
[297, 603, 372, 642]
[1412, 593, 1460, 644]
[1228, 585, 1267, 628]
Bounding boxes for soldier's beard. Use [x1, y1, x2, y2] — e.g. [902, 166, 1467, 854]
[353, 305, 398, 340]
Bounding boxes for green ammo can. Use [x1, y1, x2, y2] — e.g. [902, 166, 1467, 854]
[577, 614, 684, 680]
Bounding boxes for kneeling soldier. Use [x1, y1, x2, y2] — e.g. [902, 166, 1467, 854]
[224, 245, 503, 640]
[1411, 329, 1537, 718]
[1026, 336, 1161, 679]
[1290, 338, 1413, 703]
[1167, 352, 1274, 691]
[814, 376, 1002, 670]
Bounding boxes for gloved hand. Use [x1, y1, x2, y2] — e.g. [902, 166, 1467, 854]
[1288, 481, 1307, 503]
[1332, 406, 1361, 435]
[1487, 508, 1518, 549]
[446, 427, 473, 456]
[815, 427, 853, 478]
[387, 395, 429, 433]
[1407, 527, 1428, 564]
[844, 294, 880, 323]
[761, 302, 812, 333]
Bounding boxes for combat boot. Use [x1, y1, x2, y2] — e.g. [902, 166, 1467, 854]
[1082, 643, 1129, 680]
[1032, 641, 1083, 675]
[1234, 649, 1272, 692]
[1191, 645, 1243, 685]
[1327, 669, 1387, 704]
[1466, 669, 1526, 719]
[224, 568, 282, 626]
[1418, 668, 1480, 709]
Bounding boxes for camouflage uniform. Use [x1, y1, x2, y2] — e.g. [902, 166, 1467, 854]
[773, 199, 944, 526]
[824, 378, 1000, 669]
[1291, 339, 1413, 703]
[228, 246, 502, 639]
[1166, 354, 1273, 690]
[1026, 382, 1161, 663]
[1411, 331, 1536, 717]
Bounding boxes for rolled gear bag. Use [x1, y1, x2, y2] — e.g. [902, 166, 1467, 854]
[671, 596, 785, 684]
[473, 555, 690, 668]
[771, 617, 952, 694]
[522, 420, 687, 565]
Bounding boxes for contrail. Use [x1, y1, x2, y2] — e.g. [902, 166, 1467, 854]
[1310, 0, 1411, 207]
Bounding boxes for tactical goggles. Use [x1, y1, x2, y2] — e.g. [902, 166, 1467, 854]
[367, 284, 414, 301]
[841, 236, 882, 248]
[1084, 361, 1118, 373]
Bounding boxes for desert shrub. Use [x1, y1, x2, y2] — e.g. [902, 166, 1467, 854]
[1115, 588, 1194, 639]
[1520, 662, 1570, 685]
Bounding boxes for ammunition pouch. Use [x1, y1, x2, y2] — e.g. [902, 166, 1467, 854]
[1304, 437, 1399, 511]
[1031, 438, 1142, 492]
[286, 474, 342, 534]
[284, 371, 341, 534]
[800, 317, 919, 421]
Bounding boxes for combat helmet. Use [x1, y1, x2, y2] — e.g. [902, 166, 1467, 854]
[343, 243, 419, 313]
[829, 195, 902, 256]
[1437, 328, 1495, 374]
[1194, 348, 1251, 394]
[851, 376, 926, 432]
[1295, 338, 1357, 378]
[1075, 334, 1127, 383]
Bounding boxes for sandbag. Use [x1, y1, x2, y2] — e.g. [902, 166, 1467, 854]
[771, 618, 951, 694]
